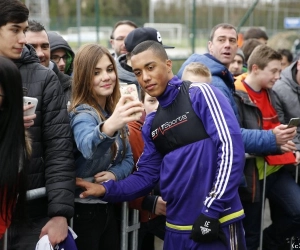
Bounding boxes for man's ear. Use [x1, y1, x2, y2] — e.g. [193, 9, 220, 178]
[166, 59, 172, 71]
[208, 41, 213, 54]
[109, 39, 114, 48]
[296, 60, 300, 71]
[251, 64, 259, 74]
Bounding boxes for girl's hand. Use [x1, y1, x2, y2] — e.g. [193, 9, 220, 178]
[94, 171, 116, 183]
[101, 96, 144, 136]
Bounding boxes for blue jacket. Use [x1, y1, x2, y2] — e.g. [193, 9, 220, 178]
[177, 53, 278, 155]
[102, 76, 245, 229]
[69, 104, 134, 181]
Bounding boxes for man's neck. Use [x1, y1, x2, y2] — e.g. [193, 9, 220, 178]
[127, 59, 132, 67]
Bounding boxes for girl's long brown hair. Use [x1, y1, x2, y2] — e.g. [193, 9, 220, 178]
[70, 43, 126, 159]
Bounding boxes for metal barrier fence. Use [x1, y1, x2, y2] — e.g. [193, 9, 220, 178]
[258, 160, 299, 250]
[2, 188, 140, 250]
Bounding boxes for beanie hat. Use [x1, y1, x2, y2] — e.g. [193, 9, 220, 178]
[236, 48, 245, 63]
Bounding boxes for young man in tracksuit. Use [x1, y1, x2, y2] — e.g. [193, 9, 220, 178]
[76, 40, 247, 250]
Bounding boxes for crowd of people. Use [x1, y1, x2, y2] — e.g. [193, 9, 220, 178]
[1, 0, 300, 250]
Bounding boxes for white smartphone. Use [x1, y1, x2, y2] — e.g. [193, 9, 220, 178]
[287, 117, 300, 128]
[120, 83, 139, 101]
[119, 84, 142, 119]
[23, 96, 38, 116]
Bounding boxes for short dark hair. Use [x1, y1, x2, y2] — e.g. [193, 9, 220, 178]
[244, 27, 268, 41]
[277, 49, 293, 63]
[131, 40, 168, 62]
[0, 0, 29, 27]
[110, 20, 138, 39]
[28, 20, 46, 32]
[241, 38, 262, 63]
[209, 23, 237, 41]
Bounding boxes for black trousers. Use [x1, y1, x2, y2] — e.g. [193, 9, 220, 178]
[138, 215, 166, 250]
[74, 202, 120, 250]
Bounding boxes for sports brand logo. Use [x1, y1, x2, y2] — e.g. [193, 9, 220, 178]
[151, 112, 189, 139]
[200, 221, 211, 235]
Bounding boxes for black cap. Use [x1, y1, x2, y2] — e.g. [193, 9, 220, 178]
[124, 27, 175, 53]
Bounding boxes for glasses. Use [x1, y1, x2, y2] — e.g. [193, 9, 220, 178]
[51, 55, 68, 63]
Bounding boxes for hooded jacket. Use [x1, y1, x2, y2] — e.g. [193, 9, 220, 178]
[116, 54, 141, 98]
[273, 61, 300, 150]
[47, 31, 75, 76]
[13, 44, 75, 219]
[51, 61, 72, 104]
[177, 53, 279, 155]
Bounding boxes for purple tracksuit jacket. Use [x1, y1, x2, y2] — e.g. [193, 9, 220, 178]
[102, 76, 245, 247]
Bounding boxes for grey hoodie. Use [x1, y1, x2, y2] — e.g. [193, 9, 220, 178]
[273, 60, 300, 150]
[116, 54, 141, 98]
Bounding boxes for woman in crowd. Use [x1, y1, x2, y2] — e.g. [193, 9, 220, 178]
[69, 44, 143, 250]
[0, 56, 30, 238]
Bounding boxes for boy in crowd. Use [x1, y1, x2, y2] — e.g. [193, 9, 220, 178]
[229, 48, 245, 76]
[234, 44, 300, 250]
[181, 62, 212, 83]
[277, 48, 293, 70]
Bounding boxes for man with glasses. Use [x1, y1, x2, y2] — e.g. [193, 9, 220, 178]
[110, 20, 137, 60]
[48, 31, 75, 76]
[26, 21, 72, 104]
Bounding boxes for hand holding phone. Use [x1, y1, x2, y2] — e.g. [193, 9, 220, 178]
[287, 117, 300, 128]
[23, 96, 38, 116]
[119, 84, 142, 119]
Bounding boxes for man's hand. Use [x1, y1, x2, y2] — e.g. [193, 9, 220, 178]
[24, 104, 36, 128]
[190, 213, 226, 244]
[280, 140, 297, 153]
[94, 171, 116, 183]
[155, 197, 166, 216]
[40, 216, 68, 247]
[76, 178, 106, 198]
[273, 125, 296, 146]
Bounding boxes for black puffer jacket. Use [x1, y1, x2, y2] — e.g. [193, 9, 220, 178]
[52, 61, 72, 104]
[13, 45, 75, 219]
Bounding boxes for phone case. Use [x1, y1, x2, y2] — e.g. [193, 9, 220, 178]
[119, 84, 142, 119]
[23, 97, 38, 116]
[120, 84, 139, 100]
[287, 118, 300, 128]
